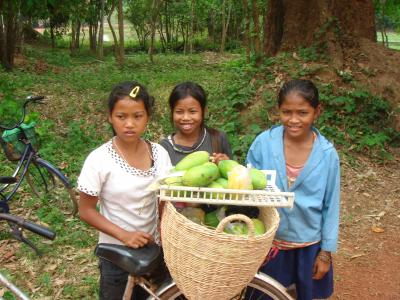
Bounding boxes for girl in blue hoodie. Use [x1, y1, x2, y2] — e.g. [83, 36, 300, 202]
[246, 79, 340, 300]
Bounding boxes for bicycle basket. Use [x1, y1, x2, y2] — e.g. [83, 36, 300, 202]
[1, 122, 38, 161]
[161, 202, 279, 300]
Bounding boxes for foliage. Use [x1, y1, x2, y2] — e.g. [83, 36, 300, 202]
[317, 85, 399, 160]
[1, 40, 399, 298]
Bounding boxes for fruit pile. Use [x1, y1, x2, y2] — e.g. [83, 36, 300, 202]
[161, 151, 268, 236]
[163, 151, 267, 191]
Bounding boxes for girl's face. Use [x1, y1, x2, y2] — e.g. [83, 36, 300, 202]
[108, 97, 149, 143]
[279, 92, 320, 139]
[172, 96, 203, 136]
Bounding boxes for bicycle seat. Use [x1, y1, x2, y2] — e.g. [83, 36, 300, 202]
[0, 177, 16, 184]
[95, 243, 163, 276]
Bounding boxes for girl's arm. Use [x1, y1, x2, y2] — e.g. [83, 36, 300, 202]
[79, 192, 153, 248]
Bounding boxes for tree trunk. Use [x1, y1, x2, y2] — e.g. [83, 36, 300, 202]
[263, 0, 284, 57]
[89, 23, 98, 53]
[107, 0, 118, 59]
[0, 0, 19, 70]
[117, 0, 124, 66]
[263, 0, 376, 69]
[220, 0, 232, 53]
[189, 0, 195, 53]
[251, 0, 261, 63]
[148, 0, 161, 63]
[242, 0, 250, 63]
[97, 0, 105, 59]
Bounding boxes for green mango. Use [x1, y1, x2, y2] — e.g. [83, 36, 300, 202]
[206, 181, 224, 199]
[250, 168, 267, 190]
[164, 176, 183, 185]
[204, 210, 220, 228]
[243, 218, 266, 236]
[223, 222, 247, 235]
[182, 162, 220, 187]
[218, 160, 240, 179]
[174, 151, 210, 171]
[165, 181, 184, 197]
[215, 177, 228, 189]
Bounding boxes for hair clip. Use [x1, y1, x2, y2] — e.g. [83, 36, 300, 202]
[130, 86, 140, 98]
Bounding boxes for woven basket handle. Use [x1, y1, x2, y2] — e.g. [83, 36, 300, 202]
[215, 214, 255, 237]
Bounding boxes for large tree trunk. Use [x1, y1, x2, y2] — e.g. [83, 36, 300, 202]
[0, 0, 19, 70]
[264, 0, 376, 69]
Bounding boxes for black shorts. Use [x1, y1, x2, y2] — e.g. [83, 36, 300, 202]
[99, 258, 148, 300]
[98, 256, 170, 300]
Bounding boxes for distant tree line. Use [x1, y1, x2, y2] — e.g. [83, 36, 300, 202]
[1, 0, 397, 70]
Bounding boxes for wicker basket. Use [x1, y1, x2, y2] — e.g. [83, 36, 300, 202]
[161, 202, 280, 300]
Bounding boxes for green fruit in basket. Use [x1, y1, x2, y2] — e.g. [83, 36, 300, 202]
[218, 160, 240, 179]
[204, 210, 220, 228]
[164, 176, 183, 185]
[215, 177, 228, 189]
[182, 162, 220, 187]
[165, 181, 184, 197]
[223, 222, 247, 235]
[206, 181, 224, 199]
[179, 207, 205, 225]
[250, 168, 267, 190]
[243, 218, 266, 236]
[174, 151, 210, 171]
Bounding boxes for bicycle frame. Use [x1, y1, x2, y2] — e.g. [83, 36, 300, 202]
[0, 212, 55, 300]
[0, 95, 77, 215]
[0, 142, 36, 212]
[0, 272, 30, 300]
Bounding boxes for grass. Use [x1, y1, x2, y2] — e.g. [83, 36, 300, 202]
[0, 45, 255, 299]
[377, 31, 400, 50]
[0, 40, 398, 298]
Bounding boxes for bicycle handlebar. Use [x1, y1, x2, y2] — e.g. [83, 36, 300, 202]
[0, 213, 56, 240]
[0, 95, 45, 130]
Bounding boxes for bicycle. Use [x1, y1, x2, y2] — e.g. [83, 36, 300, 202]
[0, 182, 56, 299]
[0, 95, 78, 215]
[95, 242, 293, 300]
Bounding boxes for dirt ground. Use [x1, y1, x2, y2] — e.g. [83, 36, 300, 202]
[333, 151, 400, 299]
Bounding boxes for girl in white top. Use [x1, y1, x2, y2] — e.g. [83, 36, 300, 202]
[77, 81, 171, 300]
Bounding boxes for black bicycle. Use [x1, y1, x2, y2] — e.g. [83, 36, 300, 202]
[0, 182, 56, 299]
[0, 96, 78, 215]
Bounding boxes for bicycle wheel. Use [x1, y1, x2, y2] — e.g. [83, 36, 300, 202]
[152, 272, 292, 300]
[25, 158, 78, 215]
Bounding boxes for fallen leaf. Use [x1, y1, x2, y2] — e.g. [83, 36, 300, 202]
[371, 226, 385, 233]
[350, 254, 366, 260]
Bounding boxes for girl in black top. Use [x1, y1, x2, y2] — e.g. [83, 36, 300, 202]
[159, 81, 232, 165]
[160, 81, 258, 217]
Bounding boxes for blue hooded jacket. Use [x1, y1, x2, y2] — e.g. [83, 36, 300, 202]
[246, 125, 340, 252]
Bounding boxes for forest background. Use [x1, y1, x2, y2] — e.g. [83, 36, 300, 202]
[0, 0, 399, 299]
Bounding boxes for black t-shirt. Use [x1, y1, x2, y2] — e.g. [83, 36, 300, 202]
[159, 128, 232, 166]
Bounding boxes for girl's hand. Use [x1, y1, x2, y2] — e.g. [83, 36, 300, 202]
[119, 231, 154, 249]
[312, 251, 331, 280]
[211, 153, 230, 164]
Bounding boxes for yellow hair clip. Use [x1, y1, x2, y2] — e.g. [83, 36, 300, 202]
[129, 86, 140, 98]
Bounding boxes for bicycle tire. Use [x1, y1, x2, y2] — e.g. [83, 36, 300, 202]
[152, 272, 293, 300]
[25, 158, 78, 215]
